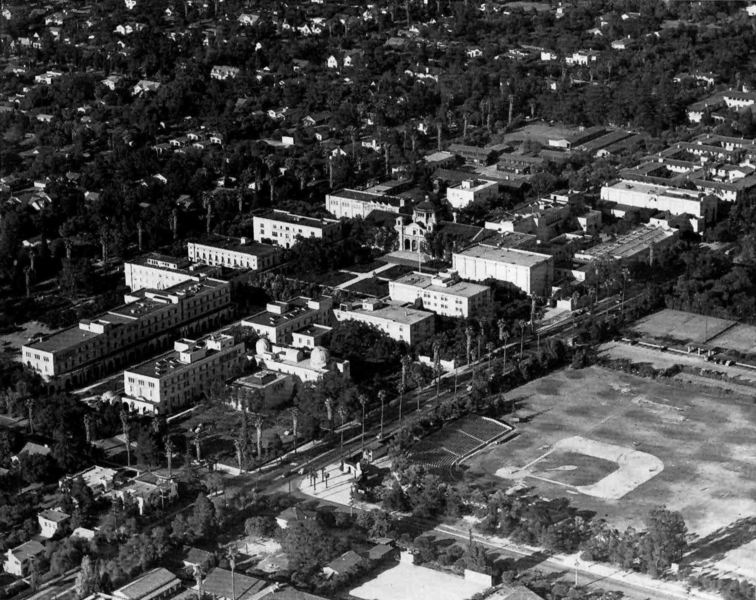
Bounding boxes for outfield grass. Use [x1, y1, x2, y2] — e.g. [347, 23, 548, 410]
[466, 366, 756, 546]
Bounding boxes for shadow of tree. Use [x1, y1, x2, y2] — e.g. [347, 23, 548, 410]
[684, 517, 756, 564]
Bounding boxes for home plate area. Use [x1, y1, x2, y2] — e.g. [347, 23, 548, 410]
[500, 436, 664, 500]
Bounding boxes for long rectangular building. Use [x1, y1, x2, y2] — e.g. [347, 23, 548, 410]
[326, 189, 406, 219]
[188, 236, 282, 270]
[452, 244, 554, 297]
[388, 270, 491, 318]
[123, 333, 245, 414]
[332, 299, 435, 345]
[124, 252, 220, 292]
[600, 179, 718, 220]
[22, 278, 234, 391]
[253, 209, 341, 248]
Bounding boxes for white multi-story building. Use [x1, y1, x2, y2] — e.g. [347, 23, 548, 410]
[123, 333, 244, 414]
[188, 236, 282, 270]
[241, 297, 333, 344]
[326, 189, 407, 219]
[452, 244, 554, 297]
[600, 180, 718, 219]
[124, 253, 221, 292]
[22, 278, 233, 391]
[332, 299, 435, 345]
[389, 270, 492, 318]
[253, 338, 350, 385]
[446, 179, 498, 210]
[38, 509, 70, 538]
[253, 210, 341, 248]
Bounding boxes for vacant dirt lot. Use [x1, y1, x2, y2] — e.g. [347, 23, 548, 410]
[465, 366, 756, 576]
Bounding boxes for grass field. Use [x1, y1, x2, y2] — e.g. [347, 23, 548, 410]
[532, 450, 618, 487]
[707, 324, 756, 354]
[465, 365, 756, 575]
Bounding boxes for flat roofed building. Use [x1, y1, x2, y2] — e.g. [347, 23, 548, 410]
[188, 236, 282, 271]
[241, 296, 332, 344]
[292, 324, 332, 348]
[229, 369, 294, 408]
[124, 252, 220, 292]
[575, 226, 678, 262]
[446, 179, 498, 209]
[201, 568, 267, 600]
[332, 299, 435, 345]
[60, 465, 118, 496]
[452, 244, 554, 297]
[123, 333, 244, 414]
[600, 179, 718, 220]
[38, 509, 70, 538]
[389, 270, 491, 318]
[326, 189, 406, 219]
[448, 144, 497, 166]
[254, 338, 350, 385]
[253, 209, 341, 248]
[22, 278, 233, 390]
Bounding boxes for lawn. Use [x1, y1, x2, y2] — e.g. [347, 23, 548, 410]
[293, 271, 354, 287]
[532, 450, 618, 488]
[344, 277, 389, 297]
[464, 365, 756, 575]
[632, 309, 733, 345]
[346, 259, 389, 274]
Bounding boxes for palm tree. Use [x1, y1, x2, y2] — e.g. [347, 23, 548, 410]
[226, 546, 238, 600]
[324, 397, 334, 434]
[413, 370, 424, 411]
[288, 407, 300, 455]
[233, 438, 243, 471]
[25, 398, 35, 434]
[83, 413, 93, 444]
[165, 437, 176, 479]
[253, 414, 264, 459]
[377, 390, 386, 439]
[120, 409, 131, 467]
[465, 326, 474, 367]
[337, 405, 347, 457]
[518, 320, 527, 356]
[486, 342, 495, 379]
[359, 395, 368, 454]
[432, 340, 442, 400]
[499, 320, 510, 375]
[193, 565, 205, 600]
[397, 383, 405, 425]
[193, 430, 202, 463]
[401, 355, 412, 390]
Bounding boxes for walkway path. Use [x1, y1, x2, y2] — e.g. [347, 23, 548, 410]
[335, 262, 396, 290]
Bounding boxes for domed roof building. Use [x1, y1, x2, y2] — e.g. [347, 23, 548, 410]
[310, 346, 330, 369]
[255, 337, 272, 355]
[253, 340, 349, 385]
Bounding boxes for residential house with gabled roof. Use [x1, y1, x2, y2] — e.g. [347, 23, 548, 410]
[323, 550, 364, 578]
[211, 65, 240, 80]
[238, 13, 259, 26]
[276, 506, 318, 529]
[4, 540, 45, 576]
[133, 80, 161, 95]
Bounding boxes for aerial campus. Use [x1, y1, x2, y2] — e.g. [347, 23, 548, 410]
[2, 1, 756, 600]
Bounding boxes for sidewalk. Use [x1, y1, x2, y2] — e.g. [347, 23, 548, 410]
[297, 459, 386, 511]
[336, 262, 396, 290]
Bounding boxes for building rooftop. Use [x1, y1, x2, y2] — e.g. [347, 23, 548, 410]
[577, 227, 677, 260]
[233, 370, 289, 388]
[126, 333, 237, 379]
[256, 209, 339, 229]
[9, 540, 45, 562]
[329, 189, 404, 207]
[242, 297, 327, 328]
[603, 179, 706, 200]
[325, 550, 363, 574]
[201, 568, 267, 600]
[39, 509, 70, 522]
[393, 272, 489, 298]
[114, 567, 179, 600]
[190, 235, 282, 257]
[28, 324, 100, 352]
[456, 244, 552, 267]
[339, 301, 434, 326]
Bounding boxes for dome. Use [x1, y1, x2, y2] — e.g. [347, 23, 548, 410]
[256, 338, 272, 354]
[102, 390, 118, 401]
[415, 199, 438, 212]
[310, 346, 330, 368]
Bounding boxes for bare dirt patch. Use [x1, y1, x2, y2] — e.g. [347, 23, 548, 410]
[532, 450, 618, 487]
